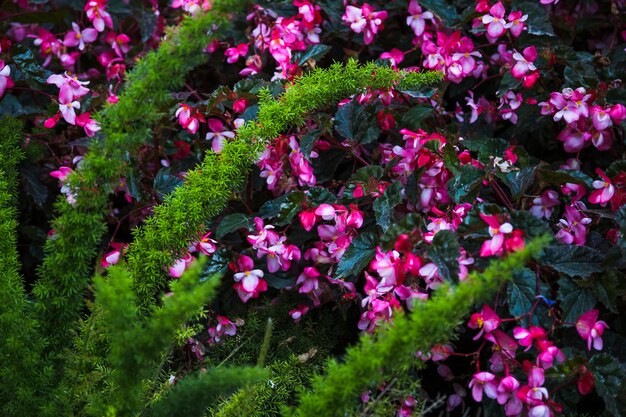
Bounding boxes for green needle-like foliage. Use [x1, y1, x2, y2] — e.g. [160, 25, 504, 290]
[209, 358, 320, 417]
[90, 259, 224, 416]
[287, 237, 550, 417]
[147, 367, 267, 417]
[32, 0, 247, 352]
[127, 60, 443, 312]
[0, 117, 53, 416]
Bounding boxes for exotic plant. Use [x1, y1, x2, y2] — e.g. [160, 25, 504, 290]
[1, 0, 626, 416]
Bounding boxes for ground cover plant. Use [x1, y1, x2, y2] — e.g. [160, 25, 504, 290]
[1, 0, 626, 416]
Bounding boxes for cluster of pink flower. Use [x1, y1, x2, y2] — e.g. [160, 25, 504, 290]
[538, 87, 626, 153]
[223, 1, 323, 79]
[168, 232, 218, 277]
[342, 3, 388, 46]
[171, 0, 212, 15]
[258, 135, 317, 194]
[413, 304, 608, 416]
[44, 72, 100, 137]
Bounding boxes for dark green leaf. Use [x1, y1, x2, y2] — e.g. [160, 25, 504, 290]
[334, 100, 380, 144]
[216, 213, 253, 239]
[264, 272, 296, 289]
[335, 232, 378, 280]
[300, 129, 321, 158]
[497, 72, 522, 97]
[306, 187, 337, 205]
[591, 271, 622, 313]
[294, 44, 331, 66]
[427, 230, 460, 283]
[507, 268, 549, 326]
[588, 354, 626, 417]
[420, 0, 460, 27]
[0, 94, 40, 116]
[462, 136, 508, 162]
[349, 165, 383, 183]
[540, 244, 605, 277]
[536, 168, 593, 188]
[502, 166, 536, 200]
[448, 164, 484, 204]
[519, 1, 555, 36]
[373, 181, 403, 230]
[558, 277, 597, 323]
[509, 210, 551, 238]
[19, 165, 48, 208]
[12, 45, 53, 89]
[313, 149, 345, 183]
[399, 105, 433, 131]
[200, 250, 230, 280]
[257, 191, 305, 226]
[153, 169, 183, 201]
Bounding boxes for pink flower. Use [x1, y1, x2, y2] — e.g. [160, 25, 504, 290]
[479, 213, 513, 257]
[194, 232, 217, 255]
[529, 190, 560, 219]
[469, 372, 498, 402]
[50, 166, 74, 182]
[85, 0, 113, 32]
[589, 168, 615, 207]
[482, 2, 507, 39]
[101, 242, 127, 268]
[47, 72, 90, 99]
[380, 48, 405, 68]
[233, 255, 267, 302]
[175, 103, 205, 134]
[468, 304, 501, 340]
[576, 309, 609, 351]
[511, 46, 537, 79]
[75, 112, 101, 137]
[289, 304, 309, 323]
[556, 204, 592, 245]
[225, 43, 249, 64]
[0, 60, 13, 98]
[497, 376, 523, 416]
[206, 118, 235, 153]
[299, 209, 317, 232]
[58, 87, 80, 125]
[208, 315, 239, 343]
[64, 22, 98, 51]
[505, 10, 527, 37]
[296, 266, 321, 294]
[342, 4, 388, 45]
[406, 0, 433, 37]
[590, 105, 613, 131]
[169, 253, 194, 277]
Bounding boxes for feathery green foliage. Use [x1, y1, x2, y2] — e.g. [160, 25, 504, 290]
[288, 237, 550, 417]
[0, 117, 52, 416]
[148, 367, 267, 417]
[89, 258, 223, 416]
[32, 1, 248, 351]
[209, 358, 320, 417]
[128, 61, 443, 311]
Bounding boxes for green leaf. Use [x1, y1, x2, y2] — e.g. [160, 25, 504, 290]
[399, 105, 434, 131]
[497, 72, 522, 97]
[558, 277, 597, 323]
[294, 44, 331, 66]
[264, 272, 296, 289]
[536, 168, 593, 188]
[300, 129, 321, 158]
[334, 100, 380, 144]
[0, 94, 40, 117]
[373, 181, 403, 230]
[349, 165, 383, 183]
[153, 169, 183, 201]
[426, 230, 460, 283]
[216, 213, 252, 239]
[540, 244, 605, 277]
[257, 191, 305, 226]
[519, 0, 555, 36]
[419, 0, 460, 27]
[502, 166, 536, 200]
[591, 271, 622, 313]
[11, 45, 53, 89]
[507, 268, 549, 326]
[509, 210, 551, 238]
[306, 187, 337, 205]
[19, 165, 48, 208]
[448, 164, 484, 204]
[588, 354, 626, 417]
[462, 136, 508, 163]
[335, 232, 378, 280]
[200, 250, 230, 280]
[313, 149, 345, 183]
